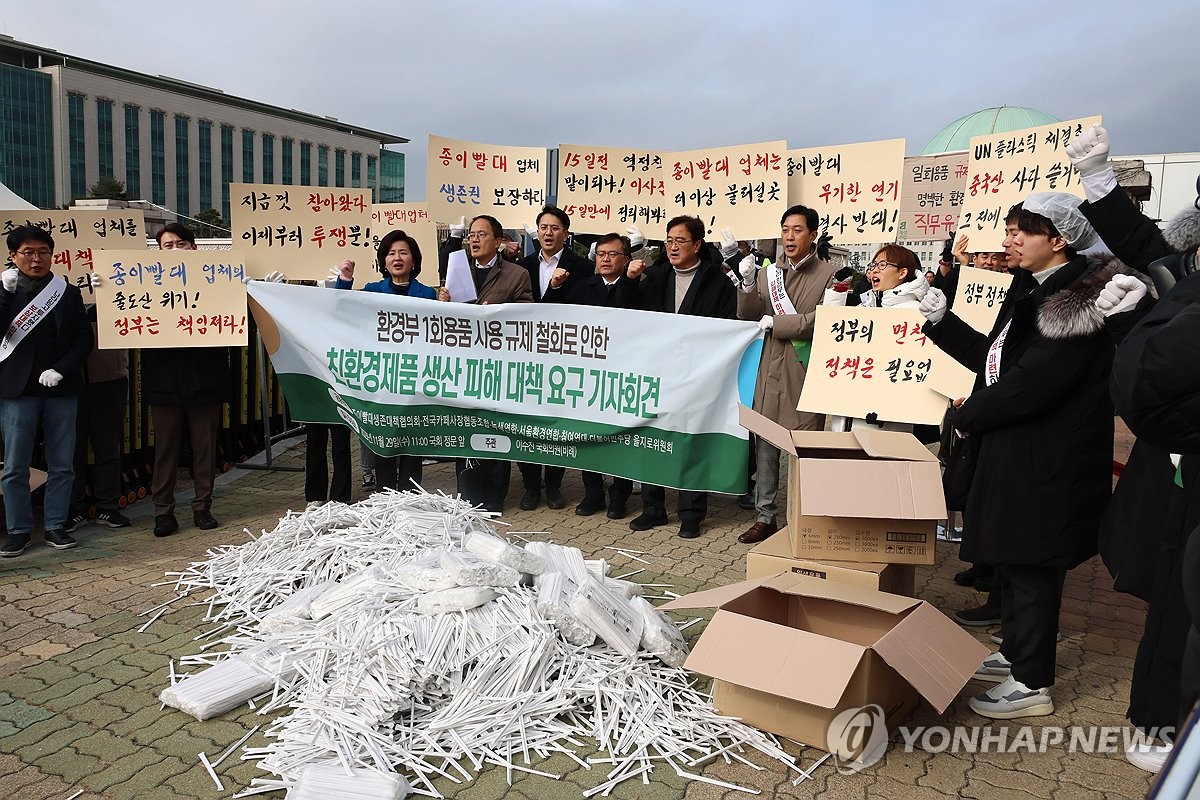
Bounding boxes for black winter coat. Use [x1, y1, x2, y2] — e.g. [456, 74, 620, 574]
[0, 277, 92, 398]
[519, 246, 593, 303]
[926, 256, 1115, 567]
[615, 247, 736, 320]
[140, 346, 231, 406]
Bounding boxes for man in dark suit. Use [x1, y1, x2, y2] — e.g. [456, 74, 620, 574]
[515, 205, 593, 510]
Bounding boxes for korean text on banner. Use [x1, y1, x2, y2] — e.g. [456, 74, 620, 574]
[247, 282, 762, 493]
[1, 209, 147, 301]
[797, 306, 974, 425]
[94, 250, 249, 348]
[556, 144, 667, 235]
[953, 266, 1014, 335]
[230, 183, 373, 282]
[663, 141, 788, 240]
[370, 203, 439, 272]
[426, 135, 547, 230]
[957, 115, 1102, 251]
[896, 153, 969, 243]
[787, 138, 906, 246]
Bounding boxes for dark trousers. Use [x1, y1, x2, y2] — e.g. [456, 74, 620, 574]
[998, 564, 1067, 689]
[71, 377, 128, 514]
[518, 463, 564, 492]
[641, 485, 707, 524]
[151, 402, 220, 515]
[581, 471, 632, 505]
[376, 455, 423, 493]
[456, 458, 510, 512]
[304, 424, 352, 503]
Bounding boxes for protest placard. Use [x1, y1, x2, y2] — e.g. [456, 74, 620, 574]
[94, 250, 249, 348]
[662, 141, 787, 240]
[798, 306, 975, 425]
[556, 144, 667, 235]
[787, 138, 906, 245]
[957, 115, 1102, 251]
[953, 266, 1014, 334]
[426, 135, 547, 230]
[896, 152, 969, 243]
[229, 183, 373, 281]
[370, 202, 439, 274]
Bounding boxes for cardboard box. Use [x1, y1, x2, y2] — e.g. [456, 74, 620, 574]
[740, 405, 944, 565]
[662, 572, 988, 759]
[746, 529, 916, 596]
[0, 467, 47, 496]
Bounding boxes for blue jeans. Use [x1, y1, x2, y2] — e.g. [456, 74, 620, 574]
[1, 395, 78, 534]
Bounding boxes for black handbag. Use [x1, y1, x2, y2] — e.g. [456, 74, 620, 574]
[939, 405, 978, 512]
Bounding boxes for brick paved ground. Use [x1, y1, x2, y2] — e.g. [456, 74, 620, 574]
[0, 427, 1159, 799]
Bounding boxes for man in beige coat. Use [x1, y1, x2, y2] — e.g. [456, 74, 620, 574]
[735, 205, 837, 544]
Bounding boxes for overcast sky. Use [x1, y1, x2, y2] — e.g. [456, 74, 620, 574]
[3, 1, 1195, 201]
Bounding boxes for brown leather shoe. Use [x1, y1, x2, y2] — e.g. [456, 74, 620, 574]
[738, 520, 778, 544]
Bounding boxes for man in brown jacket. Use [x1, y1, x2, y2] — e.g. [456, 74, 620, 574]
[735, 205, 837, 544]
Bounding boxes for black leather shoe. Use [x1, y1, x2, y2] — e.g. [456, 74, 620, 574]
[575, 497, 605, 516]
[43, 529, 78, 550]
[678, 520, 703, 539]
[154, 514, 179, 538]
[545, 487, 566, 510]
[628, 512, 668, 531]
[193, 510, 220, 530]
[519, 489, 540, 511]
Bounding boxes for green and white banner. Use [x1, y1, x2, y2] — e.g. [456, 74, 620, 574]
[248, 282, 763, 493]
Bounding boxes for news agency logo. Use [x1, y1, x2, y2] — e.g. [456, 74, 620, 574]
[827, 704, 889, 774]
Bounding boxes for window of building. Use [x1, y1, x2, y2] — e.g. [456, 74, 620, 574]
[175, 115, 190, 217]
[300, 141, 312, 186]
[68, 93, 86, 200]
[242, 129, 255, 183]
[378, 149, 405, 203]
[317, 145, 329, 186]
[335, 148, 346, 187]
[0, 64, 54, 208]
[262, 133, 274, 184]
[281, 137, 293, 185]
[351, 152, 361, 188]
[150, 110, 166, 205]
[96, 99, 114, 180]
[124, 104, 140, 200]
[198, 120, 212, 213]
[366, 155, 377, 201]
[220, 125, 234, 221]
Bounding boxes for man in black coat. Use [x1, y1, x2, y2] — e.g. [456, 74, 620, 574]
[0, 225, 93, 556]
[515, 205, 593, 510]
[615, 215, 737, 538]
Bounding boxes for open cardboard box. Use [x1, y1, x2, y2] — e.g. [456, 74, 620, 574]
[0, 467, 47, 495]
[662, 571, 988, 758]
[740, 405, 944, 565]
[746, 528, 916, 596]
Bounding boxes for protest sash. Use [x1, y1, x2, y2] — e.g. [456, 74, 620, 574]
[0, 275, 67, 364]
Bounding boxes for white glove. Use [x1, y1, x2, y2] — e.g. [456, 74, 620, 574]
[626, 226, 645, 249]
[523, 223, 538, 240]
[38, 369, 63, 388]
[588, 242, 597, 261]
[1, 268, 17, 293]
[87, 272, 103, 289]
[918, 286, 947, 325]
[264, 270, 286, 283]
[1095, 273, 1147, 317]
[719, 228, 739, 260]
[757, 315, 773, 332]
[1065, 124, 1111, 178]
[822, 287, 848, 306]
[738, 254, 757, 283]
[449, 216, 466, 238]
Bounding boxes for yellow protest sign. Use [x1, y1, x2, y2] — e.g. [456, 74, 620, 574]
[93, 250, 249, 348]
[798, 306, 975, 425]
[896, 153, 969, 243]
[426, 135, 547, 230]
[957, 115, 1102, 251]
[662, 141, 788, 240]
[370, 203, 439, 276]
[555, 144, 667, 235]
[787, 138, 906, 245]
[953, 266, 1014, 334]
[229, 183, 373, 281]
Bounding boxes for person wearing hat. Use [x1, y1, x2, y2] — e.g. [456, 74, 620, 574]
[917, 192, 1143, 720]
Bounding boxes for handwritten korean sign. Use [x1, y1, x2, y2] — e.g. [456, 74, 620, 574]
[1, 210, 147, 300]
[370, 203, 439, 274]
[555, 144, 667, 235]
[94, 250, 249, 348]
[797, 306, 975, 425]
[956, 115, 1102, 251]
[662, 140, 787, 240]
[788, 138, 906, 246]
[953, 266, 1013, 335]
[896, 152, 969, 243]
[426, 135, 547, 230]
[229, 183, 373, 281]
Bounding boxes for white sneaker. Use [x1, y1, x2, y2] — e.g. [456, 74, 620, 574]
[1125, 741, 1172, 774]
[968, 676, 1053, 719]
[973, 652, 1011, 683]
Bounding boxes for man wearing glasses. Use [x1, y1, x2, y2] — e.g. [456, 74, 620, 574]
[0, 226, 92, 556]
[617, 215, 736, 538]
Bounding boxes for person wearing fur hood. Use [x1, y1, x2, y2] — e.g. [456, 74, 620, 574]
[918, 191, 1141, 721]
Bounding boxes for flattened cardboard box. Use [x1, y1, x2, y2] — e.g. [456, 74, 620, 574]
[662, 572, 987, 758]
[746, 528, 916, 596]
[0, 467, 47, 496]
[740, 405, 943, 565]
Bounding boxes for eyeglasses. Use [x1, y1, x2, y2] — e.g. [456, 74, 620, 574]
[16, 249, 52, 259]
[537, 224, 563, 234]
[664, 237, 694, 246]
[865, 261, 899, 273]
[466, 231, 494, 241]
[595, 250, 626, 260]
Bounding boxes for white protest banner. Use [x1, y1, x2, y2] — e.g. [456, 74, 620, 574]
[663, 141, 788, 240]
[798, 306, 974, 425]
[896, 152, 969, 243]
[93, 250, 249, 348]
[787, 138, 906, 245]
[953, 266, 1014, 335]
[247, 282, 762, 493]
[427, 135, 547, 229]
[556, 144, 667, 235]
[370, 203, 439, 274]
[230, 183, 374, 281]
[957, 115, 1102, 251]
